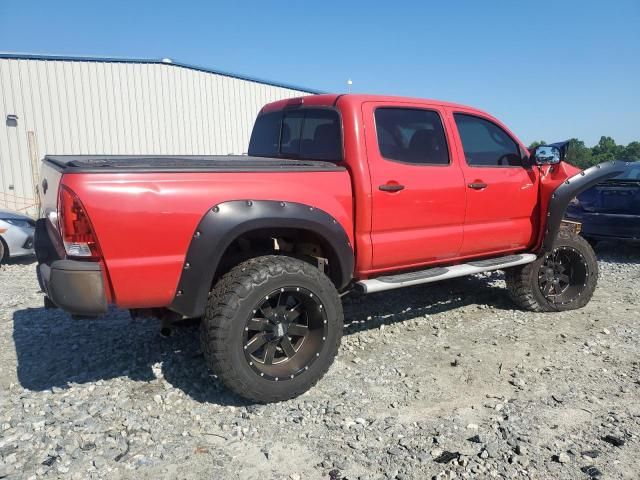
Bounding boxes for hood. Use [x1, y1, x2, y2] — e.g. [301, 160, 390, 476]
[0, 209, 33, 221]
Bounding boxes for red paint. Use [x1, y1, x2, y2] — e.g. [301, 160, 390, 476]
[361, 100, 466, 269]
[60, 171, 353, 308]
[445, 106, 540, 256]
[56, 94, 579, 309]
[534, 161, 581, 250]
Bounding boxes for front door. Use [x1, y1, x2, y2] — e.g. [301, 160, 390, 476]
[363, 102, 466, 270]
[450, 111, 539, 256]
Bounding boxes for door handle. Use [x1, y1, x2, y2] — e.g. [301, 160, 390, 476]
[379, 183, 405, 192]
[468, 182, 488, 190]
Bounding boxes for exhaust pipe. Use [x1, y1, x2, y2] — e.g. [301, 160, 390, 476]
[130, 308, 180, 337]
[160, 314, 173, 338]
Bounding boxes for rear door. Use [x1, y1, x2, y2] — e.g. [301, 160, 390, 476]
[363, 102, 466, 270]
[449, 110, 539, 256]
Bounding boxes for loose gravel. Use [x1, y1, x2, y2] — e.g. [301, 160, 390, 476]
[1, 242, 639, 480]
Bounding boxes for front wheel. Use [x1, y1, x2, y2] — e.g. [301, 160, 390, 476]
[505, 230, 598, 312]
[0, 238, 6, 265]
[200, 255, 343, 403]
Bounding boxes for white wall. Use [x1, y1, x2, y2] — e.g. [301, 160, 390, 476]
[0, 57, 309, 214]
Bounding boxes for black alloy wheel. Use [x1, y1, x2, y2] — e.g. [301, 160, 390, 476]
[200, 255, 343, 403]
[537, 246, 589, 306]
[243, 286, 328, 381]
[505, 230, 598, 312]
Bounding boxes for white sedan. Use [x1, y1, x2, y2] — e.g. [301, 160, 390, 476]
[0, 209, 36, 264]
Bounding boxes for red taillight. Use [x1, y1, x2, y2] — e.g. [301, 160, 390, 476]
[58, 186, 101, 259]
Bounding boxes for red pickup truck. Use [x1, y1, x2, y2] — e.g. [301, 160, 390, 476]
[35, 94, 626, 402]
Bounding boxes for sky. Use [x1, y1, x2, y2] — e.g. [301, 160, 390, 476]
[1, 0, 638, 147]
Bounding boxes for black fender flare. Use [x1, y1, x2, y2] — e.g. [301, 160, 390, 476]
[541, 160, 629, 252]
[169, 200, 354, 318]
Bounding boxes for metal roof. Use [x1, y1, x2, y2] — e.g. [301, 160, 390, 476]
[0, 52, 321, 94]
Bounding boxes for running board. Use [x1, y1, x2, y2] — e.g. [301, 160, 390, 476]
[355, 253, 537, 294]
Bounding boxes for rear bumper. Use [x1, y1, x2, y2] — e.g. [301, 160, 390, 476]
[35, 218, 108, 315]
[37, 260, 108, 315]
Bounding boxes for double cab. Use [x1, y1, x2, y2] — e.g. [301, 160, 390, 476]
[35, 94, 626, 402]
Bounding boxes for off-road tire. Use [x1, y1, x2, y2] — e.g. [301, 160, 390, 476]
[200, 255, 343, 403]
[505, 230, 598, 312]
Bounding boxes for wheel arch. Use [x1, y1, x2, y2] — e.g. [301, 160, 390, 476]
[540, 160, 629, 252]
[169, 200, 354, 318]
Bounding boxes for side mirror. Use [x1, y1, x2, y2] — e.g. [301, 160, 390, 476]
[533, 145, 561, 165]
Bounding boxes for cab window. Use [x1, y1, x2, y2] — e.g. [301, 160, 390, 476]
[374, 108, 450, 165]
[248, 109, 342, 161]
[454, 114, 522, 167]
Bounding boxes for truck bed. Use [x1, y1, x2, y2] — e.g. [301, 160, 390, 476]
[39, 153, 354, 310]
[43, 155, 344, 173]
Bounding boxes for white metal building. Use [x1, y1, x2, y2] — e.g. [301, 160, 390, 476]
[0, 53, 317, 215]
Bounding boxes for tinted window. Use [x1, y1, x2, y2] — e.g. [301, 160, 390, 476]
[281, 112, 304, 156]
[374, 108, 449, 165]
[454, 114, 521, 167]
[615, 163, 640, 180]
[299, 110, 342, 160]
[248, 111, 282, 156]
[248, 109, 342, 161]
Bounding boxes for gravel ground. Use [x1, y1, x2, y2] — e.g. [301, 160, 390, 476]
[1, 242, 639, 480]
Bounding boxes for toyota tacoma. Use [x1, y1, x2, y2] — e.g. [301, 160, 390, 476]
[35, 94, 628, 402]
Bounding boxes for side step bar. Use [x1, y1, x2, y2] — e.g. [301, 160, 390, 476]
[355, 253, 537, 294]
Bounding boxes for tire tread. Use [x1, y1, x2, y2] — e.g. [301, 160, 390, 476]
[200, 255, 342, 403]
[505, 230, 598, 312]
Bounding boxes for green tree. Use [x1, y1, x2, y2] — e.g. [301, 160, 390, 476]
[591, 136, 625, 163]
[623, 141, 640, 160]
[564, 138, 594, 169]
[592, 136, 616, 154]
[528, 140, 546, 149]
[539, 136, 638, 168]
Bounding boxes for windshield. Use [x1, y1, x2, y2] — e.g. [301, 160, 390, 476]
[248, 109, 342, 161]
[614, 162, 640, 181]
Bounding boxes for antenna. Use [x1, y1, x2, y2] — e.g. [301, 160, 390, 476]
[347, 79, 353, 94]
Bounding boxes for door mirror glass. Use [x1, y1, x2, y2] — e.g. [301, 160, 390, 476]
[533, 145, 561, 165]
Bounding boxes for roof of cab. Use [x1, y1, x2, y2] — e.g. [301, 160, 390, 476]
[259, 93, 487, 115]
[257, 93, 525, 150]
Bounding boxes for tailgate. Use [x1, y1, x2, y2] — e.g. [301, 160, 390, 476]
[39, 158, 65, 224]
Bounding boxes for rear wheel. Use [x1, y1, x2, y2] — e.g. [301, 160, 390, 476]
[200, 255, 343, 403]
[505, 230, 598, 312]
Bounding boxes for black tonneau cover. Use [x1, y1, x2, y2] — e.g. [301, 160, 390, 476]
[43, 155, 344, 173]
